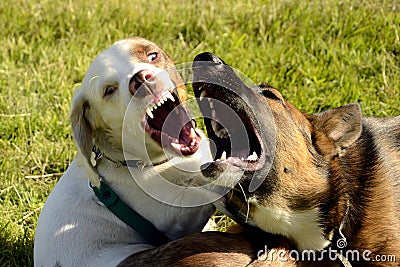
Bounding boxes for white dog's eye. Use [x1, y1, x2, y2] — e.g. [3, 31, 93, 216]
[147, 52, 158, 62]
[104, 85, 117, 97]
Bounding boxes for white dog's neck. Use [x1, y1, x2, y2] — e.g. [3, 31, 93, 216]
[91, 145, 216, 239]
[93, 139, 167, 168]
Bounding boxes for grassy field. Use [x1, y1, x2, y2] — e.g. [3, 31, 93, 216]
[0, 0, 399, 265]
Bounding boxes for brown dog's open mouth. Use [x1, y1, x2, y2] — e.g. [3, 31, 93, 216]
[191, 52, 275, 176]
[195, 85, 263, 171]
[143, 89, 200, 155]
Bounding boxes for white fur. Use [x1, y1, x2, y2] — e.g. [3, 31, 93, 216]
[34, 38, 215, 266]
[250, 201, 330, 251]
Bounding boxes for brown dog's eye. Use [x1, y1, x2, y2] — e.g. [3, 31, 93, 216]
[104, 85, 117, 97]
[147, 52, 158, 62]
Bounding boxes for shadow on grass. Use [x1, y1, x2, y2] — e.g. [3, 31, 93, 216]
[0, 223, 34, 267]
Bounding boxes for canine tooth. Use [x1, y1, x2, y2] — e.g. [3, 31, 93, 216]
[199, 90, 207, 101]
[166, 92, 175, 102]
[247, 151, 258, 161]
[211, 120, 219, 132]
[146, 107, 154, 119]
[211, 108, 217, 117]
[216, 129, 228, 138]
[220, 151, 227, 160]
[189, 128, 197, 138]
[171, 142, 182, 150]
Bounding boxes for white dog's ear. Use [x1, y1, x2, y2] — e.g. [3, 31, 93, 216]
[70, 89, 100, 187]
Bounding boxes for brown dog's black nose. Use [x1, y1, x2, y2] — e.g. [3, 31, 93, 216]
[129, 69, 159, 97]
[193, 52, 226, 65]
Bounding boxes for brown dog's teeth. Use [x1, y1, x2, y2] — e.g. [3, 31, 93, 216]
[215, 129, 228, 138]
[246, 151, 258, 161]
[211, 118, 228, 138]
[200, 90, 207, 101]
[220, 151, 227, 160]
[211, 120, 218, 132]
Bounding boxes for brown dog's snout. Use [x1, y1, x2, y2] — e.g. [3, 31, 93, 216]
[129, 69, 160, 97]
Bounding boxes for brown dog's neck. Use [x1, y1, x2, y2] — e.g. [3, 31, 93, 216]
[323, 119, 400, 262]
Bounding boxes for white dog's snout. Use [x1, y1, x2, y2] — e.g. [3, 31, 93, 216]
[131, 69, 156, 86]
[128, 63, 174, 97]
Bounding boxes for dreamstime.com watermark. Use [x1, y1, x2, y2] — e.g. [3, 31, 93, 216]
[257, 244, 397, 263]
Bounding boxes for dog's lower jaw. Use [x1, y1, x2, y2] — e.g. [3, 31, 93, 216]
[250, 202, 330, 251]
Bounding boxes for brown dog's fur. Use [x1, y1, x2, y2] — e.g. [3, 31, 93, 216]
[208, 85, 400, 267]
[119, 225, 299, 267]
[255, 86, 400, 264]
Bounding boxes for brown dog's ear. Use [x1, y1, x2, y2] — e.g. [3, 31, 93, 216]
[70, 89, 100, 187]
[308, 103, 362, 157]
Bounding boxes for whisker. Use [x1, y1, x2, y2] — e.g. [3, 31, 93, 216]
[237, 182, 250, 223]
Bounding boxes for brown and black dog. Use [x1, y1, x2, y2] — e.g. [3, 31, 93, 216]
[122, 52, 399, 267]
[191, 52, 400, 267]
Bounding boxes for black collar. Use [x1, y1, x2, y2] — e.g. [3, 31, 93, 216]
[92, 146, 168, 170]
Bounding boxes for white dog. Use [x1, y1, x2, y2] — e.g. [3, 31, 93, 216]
[34, 37, 216, 267]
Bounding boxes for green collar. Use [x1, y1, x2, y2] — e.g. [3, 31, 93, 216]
[91, 179, 170, 247]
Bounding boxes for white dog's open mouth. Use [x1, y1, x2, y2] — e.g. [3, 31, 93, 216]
[143, 89, 201, 155]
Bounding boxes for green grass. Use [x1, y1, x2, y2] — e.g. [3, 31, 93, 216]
[0, 0, 399, 265]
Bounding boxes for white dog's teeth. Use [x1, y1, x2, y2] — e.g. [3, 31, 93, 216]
[247, 151, 258, 161]
[220, 151, 227, 160]
[189, 128, 197, 138]
[157, 101, 162, 106]
[199, 90, 207, 101]
[166, 92, 175, 102]
[146, 108, 154, 119]
[171, 142, 182, 150]
[153, 104, 158, 110]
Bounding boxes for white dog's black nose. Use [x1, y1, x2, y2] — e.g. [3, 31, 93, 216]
[129, 69, 159, 97]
